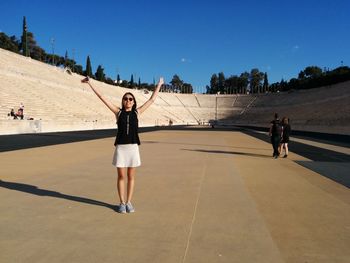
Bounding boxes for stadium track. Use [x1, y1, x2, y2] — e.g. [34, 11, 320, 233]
[1, 126, 349, 187]
[1, 127, 349, 262]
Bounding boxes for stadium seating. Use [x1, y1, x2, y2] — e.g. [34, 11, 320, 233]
[1, 47, 349, 135]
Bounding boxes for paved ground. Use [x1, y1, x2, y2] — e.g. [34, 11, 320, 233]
[1, 129, 349, 263]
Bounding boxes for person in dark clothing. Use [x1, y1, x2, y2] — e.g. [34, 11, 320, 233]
[280, 117, 291, 158]
[9, 109, 17, 119]
[269, 113, 282, 158]
[82, 76, 164, 214]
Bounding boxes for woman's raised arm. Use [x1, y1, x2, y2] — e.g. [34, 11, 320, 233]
[137, 77, 164, 114]
[81, 77, 120, 114]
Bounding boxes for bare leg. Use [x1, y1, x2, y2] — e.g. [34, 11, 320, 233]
[285, 143, 289, 156]
[280, 143, 284, 155]
[126, 167, 135, 203]
[117, 168, 126, 204]
[278, 143, 282, 156]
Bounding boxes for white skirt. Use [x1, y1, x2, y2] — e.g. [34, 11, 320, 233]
[112, 144, 141, 168]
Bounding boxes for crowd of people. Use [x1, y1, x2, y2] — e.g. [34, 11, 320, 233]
[269, 113, 291, 159]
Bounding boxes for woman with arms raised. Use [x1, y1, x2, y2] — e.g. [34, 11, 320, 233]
[82, 76, 164, 213]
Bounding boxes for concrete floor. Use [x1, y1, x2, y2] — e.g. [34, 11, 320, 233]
[1, 129, 349, 263]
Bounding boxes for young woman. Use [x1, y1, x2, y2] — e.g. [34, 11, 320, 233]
[280, 117, 291, 158]
[82, 76, 164, 213]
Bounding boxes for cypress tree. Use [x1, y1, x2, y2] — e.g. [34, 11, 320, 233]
[21, 16, 28, 56]
[263, 72, 269, 92]
[95, 65, 105, 81]
[130, 74, 134, 86]
[210, 74, 218, 94]
[85, 55, 92, 77]
[218, 72, 225, 94]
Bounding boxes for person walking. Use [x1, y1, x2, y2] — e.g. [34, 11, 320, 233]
[269, 113, 282, 159]
[82, 76, 164, 213]
[280, 117, 291, 158]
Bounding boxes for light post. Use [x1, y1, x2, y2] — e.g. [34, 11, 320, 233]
[50, 38, 55, 65]
[215, 95, 218, 121]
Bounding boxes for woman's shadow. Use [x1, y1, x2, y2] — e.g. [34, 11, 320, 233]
[0, 180, 116, 211]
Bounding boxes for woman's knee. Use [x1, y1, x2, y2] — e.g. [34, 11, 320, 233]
[117, 168, 126, 179]
[127, 173, 135, 180]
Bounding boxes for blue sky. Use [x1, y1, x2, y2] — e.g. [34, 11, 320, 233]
[1, 0, 349, 92]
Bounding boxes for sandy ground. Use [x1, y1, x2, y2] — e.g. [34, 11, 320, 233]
[0, 129, 349, 263]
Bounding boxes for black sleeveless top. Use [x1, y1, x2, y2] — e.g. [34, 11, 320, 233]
[282, 124, 291, 139]
[114, 109, 140, 146]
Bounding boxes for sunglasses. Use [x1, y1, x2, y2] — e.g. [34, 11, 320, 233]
[123, 97, 134, 102]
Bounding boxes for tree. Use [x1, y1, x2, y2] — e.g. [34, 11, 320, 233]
[170, 74, 184, 92]
[303, 66, 322, 78]
[280, 78, 288, 91]
[120, 80, 129, 88]
[225, 75, 239, 94]
[205, 85, 210, 94]
[95, 65, 105, 81]
[181, 83, 193, 94]
[298, 70, 306, 79]
[74, 64, 83, 75]
[130, 74, 134, 86]
[269, 83, 277, 93]
[288, 78, 300, 90]
[21, 16, 29, 56]
[27, 32, 38, 57]
[249, 68, 264, 93]
[46, 54, 61, 66]
[30, 45, 46, 61]
[218, 72, 225, 94]
[21, 31, 46, 61]
[0, 33, 19, 53]
[238, 72, 249, 94]
[209, 74, 218, 94]
[105, 77, 115, 85]
[65, 58, 76, 71]
[85, 55, 93, 77]
[263, 72, 269, 92]
[117, 74, 121, 84]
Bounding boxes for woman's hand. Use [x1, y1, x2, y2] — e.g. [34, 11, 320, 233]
[81, 76, 90, 83]
[81, 76, 120, 114]
[138, 76, 163, 114]
[154, 77, 164, 92]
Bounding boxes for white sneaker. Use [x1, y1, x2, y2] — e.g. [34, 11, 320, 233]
[126, 202, 135, 213]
